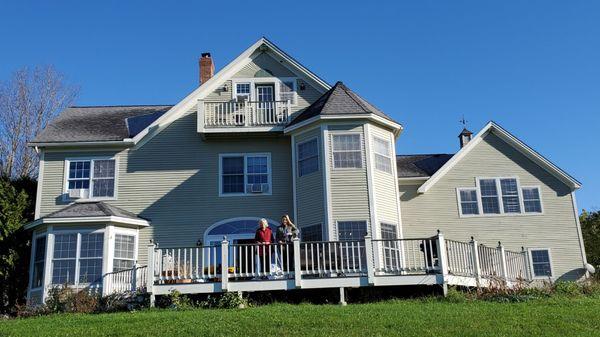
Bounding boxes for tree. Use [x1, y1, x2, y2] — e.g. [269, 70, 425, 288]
[580, 209, 600, 269]
[0, 177, 34, 313]
[0, 65, 78, 178]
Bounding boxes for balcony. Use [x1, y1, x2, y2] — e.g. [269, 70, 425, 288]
[199, 100, 292, 133]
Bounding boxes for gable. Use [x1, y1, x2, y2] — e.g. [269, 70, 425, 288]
[417, 122, 580, 193]
[233, 52, 295, 78]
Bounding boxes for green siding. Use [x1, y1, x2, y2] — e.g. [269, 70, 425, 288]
[295, 128, 325, 228]
[399, 132, 585, 280]
[40, 111, 293, 264]
[327, 124, 371, 238]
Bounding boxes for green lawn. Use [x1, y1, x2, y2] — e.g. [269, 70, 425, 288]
[2, 297, 600, 337]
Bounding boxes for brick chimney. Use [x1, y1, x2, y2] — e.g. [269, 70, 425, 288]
[199, 53, 214, 85]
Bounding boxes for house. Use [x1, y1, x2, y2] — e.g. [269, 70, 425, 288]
[25, 37, 588, 305]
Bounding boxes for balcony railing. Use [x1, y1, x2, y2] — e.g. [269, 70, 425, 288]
[201, 100, 291, 128]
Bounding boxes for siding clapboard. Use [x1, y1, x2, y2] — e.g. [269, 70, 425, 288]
[295, 128, 325, 228]
[399, 132, 585, 280]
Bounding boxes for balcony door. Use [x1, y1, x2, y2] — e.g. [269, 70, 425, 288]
[256, 85, 274, 124]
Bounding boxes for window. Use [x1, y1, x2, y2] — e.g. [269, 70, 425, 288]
[66, 158, 116, 199]
[78, 233, 104, 284]
[279, 81, 296, 105]
[522, 187, 542, 213]
[381, 223, 400, 269]
[31, 236, 46, 289]
[235, 82, 251, 101]
[332, 134, 362, 169]
[301, 224, 323, 242]
[297, 138, 319, 177]
[220, 154, 271, 195]
[500, 178, 521, 213]
[530, 249, 552, 277]
[337, 221, 367, 241]
[479, 179, 501, 214]
[52, 234, 77, 284]
[51, 232, 104, 286]
[373, 137, 393, 174]
[458, 188, 479, 215]
[113, 234, 136, 272]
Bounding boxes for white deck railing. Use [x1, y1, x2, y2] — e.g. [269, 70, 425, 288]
[372, 238, 440, 274]
[102, 265, 147, 295]
[201, 100, 291, 128]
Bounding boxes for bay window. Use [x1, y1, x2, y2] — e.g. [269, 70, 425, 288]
[113, 234, 136, 272]
[373, 136, 393, 174]
[297, 138, 319, 177]
[332, 134, 363, 169]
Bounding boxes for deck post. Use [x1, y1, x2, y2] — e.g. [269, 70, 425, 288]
[339, 287, 347, 306]
[364, 235, 375, 285]
[471, 237, 481, 284]
[522, 247, 531, 281]
[293, 238, 302, 288]
[221, 238, 229, 292]
[498, 242, 508, 281]
[436, 230, 449, 296]
[147, 243, 156, 307]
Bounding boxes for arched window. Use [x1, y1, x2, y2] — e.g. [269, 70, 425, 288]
[204, 217, 279, 244]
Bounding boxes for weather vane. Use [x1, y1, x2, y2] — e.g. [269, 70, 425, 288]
[459, 115, 468, 128]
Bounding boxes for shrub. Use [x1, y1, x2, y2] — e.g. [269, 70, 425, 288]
[200, 292, 247, 309]
[554, 281, 583, 297]
[443, 287, 469, 303]
[100, 290, 149, 312]
[45, 285, 100, 314]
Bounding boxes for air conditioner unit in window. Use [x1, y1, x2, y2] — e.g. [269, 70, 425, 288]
[68, 188, 89, 199]
[247, 184, 269, 194]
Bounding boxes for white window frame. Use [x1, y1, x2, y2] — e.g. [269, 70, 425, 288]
[521, 186, 544, 214]
[29, 232, 47, 291]
[112, 229, 139, 272]
[528, 248, 554, 279]
[330, 132, 364, 170]
[218, 153, 272, 197]
[50, 228, 105, 288]
[297, 137, 320, 177]
[457, 177, 543, 218]
[456, 187, 480, 217]
[231, 77, 298, 106]
[233, 82, 251, 101]
[336, 220, 369, 241]
[372, 136, 393, 174]
[62, 156, 119, 202]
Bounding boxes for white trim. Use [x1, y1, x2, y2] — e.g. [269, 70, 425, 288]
[418, 121, 581, 193]
[28, 140, 134, 148]
[27, 231, 48, 300]
[571, 192, 589, 268]
[296, 137, 320, 178]
[218, 152, 272, 197]
[111, 228, 139, 273]
[285, 114, 403, 136]
[528, 248, 555, 279]
[388, 132, 405, 241]
[456, 187, 480, 217]
[130, 38, 329, 149]
[291, 134, 298, 226]
[62, 156, 119, 202]
[41, 226, 54, 302]
[321, 125, 333, 240]
[25, 216, 150, 230]
[372, 135, 394, 175]
[203, 217, 280, 245]
[34, 150, 45, 219]
[364, 124, 378, 239]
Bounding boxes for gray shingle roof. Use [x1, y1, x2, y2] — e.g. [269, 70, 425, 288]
[287, 81, 400, 127]
[32, 105, 172, 143]
[43, 201, 144, 220]
[396, 154, 454, 178]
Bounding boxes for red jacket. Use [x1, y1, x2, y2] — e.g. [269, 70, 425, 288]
[255, 227, 273, 256]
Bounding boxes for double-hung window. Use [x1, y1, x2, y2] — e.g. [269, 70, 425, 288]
[457, 188, 479, 215]
[332, 134, 362, 169]
[220, 154, 271, 195]
[500, 178, 521, 213]
[522, 187, 542, 213]
[530, 249, 553, 278]
[458, 177, 543, 217]
[297, 138, 319, 177]
[51, 232, 104, 286]
[380, 223, 400, 269]
[373, 136, 393, 174]
[113, 234, 136, 272]
[235, 82, 251, 101]
[66, 158, 116, 199]
[31, 236, 47, 289]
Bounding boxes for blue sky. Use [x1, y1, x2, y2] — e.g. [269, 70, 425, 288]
[1, 1, 598, 211]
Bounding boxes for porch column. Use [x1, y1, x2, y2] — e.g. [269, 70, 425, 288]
[147, 243, 156, 307]
[498, 242, 508, 281]
[293, 238, 302, 288]
[471, 237, 481, 284]
[221, 238, 229, 292]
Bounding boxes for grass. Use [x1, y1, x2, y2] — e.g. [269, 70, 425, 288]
[2, 297, 600, 337]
